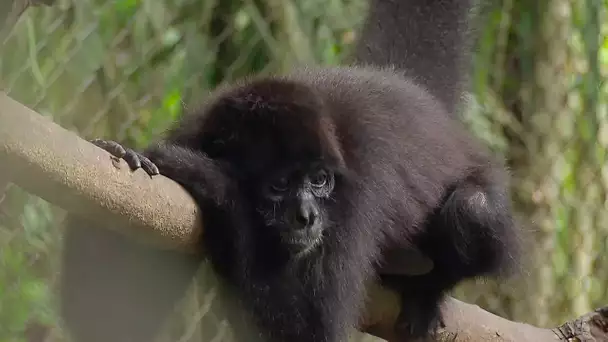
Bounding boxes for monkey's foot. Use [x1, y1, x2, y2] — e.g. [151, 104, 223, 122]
[394, 306, 445, 341]
[90, 139, 159, 176]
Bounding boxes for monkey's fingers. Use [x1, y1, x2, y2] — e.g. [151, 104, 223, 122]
[89, 138, 159, 176]
[90, 139, 127, 158]
[393, 296, 445, 340]
[135, 152, 160, 176]
[122, 149, 142, 170]
[122, 148, 160, 176]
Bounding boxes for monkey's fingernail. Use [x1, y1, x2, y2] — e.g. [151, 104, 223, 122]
[110, 157, 123, 169]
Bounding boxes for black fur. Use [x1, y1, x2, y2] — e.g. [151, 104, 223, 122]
[354, 0, 477, 115]
[60, 0, 519, 341]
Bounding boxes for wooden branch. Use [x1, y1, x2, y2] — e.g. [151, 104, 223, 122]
[0, 92, 202, 252]
[1, 94, 608, 341]
[362, 283, 561, 341]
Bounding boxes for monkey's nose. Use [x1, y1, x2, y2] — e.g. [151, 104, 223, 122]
[295, 204, 318, 229]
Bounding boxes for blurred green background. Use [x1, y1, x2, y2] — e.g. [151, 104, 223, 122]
[0, 0, 606, 341]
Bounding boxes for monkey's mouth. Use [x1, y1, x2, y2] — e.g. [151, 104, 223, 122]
[280, 226, 323, 255]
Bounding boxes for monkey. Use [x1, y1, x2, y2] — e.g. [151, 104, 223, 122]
[59, 0, 520, 341]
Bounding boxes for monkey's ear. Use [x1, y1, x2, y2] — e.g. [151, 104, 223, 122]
[379, 247, 435, 276]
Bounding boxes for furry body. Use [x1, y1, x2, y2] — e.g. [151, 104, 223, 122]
[60, 1, 519, 341]
[61, 65, 518, 342]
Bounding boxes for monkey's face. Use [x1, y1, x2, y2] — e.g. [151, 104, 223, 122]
[255, 166, 336, 256]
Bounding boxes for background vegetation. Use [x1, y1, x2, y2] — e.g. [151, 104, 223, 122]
[0, 0, 606, 341]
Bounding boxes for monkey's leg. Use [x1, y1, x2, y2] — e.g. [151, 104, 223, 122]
[380, 272, 446, 341]
[384, 173, 517, 341]
[426, 173, 517, 279]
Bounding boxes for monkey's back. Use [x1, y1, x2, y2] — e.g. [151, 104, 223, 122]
[288, 65, 499, 238]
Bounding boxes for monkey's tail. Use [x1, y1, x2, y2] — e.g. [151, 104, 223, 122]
[354, 0, 478, 115]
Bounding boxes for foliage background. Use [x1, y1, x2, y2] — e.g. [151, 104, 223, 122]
[0, 0, 606, 341]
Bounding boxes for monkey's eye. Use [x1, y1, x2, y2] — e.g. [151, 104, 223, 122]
[270, 177, 289, 192]
[310, 169, 328, 188]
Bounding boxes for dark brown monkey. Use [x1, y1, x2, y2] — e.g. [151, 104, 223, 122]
[60, 1, 519, 341]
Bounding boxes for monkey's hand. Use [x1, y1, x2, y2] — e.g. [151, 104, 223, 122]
[380, 274, 447, 341]
[394, 297, 446, 341]
[90, 139, 160, 176]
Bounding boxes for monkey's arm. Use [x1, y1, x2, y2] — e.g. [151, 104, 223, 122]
[143, 141, 229, 204]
